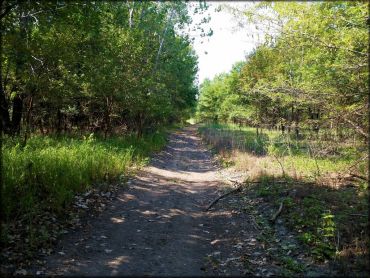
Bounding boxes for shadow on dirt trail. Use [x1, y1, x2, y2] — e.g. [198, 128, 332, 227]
[33, 126, 253, 276]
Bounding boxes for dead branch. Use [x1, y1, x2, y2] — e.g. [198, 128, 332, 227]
[338, 154, 368, 182]
[226, 179, 242, 185]
[206, 182, 244, 211]
[270, 202, 283, 223]
[349, 173, 368, 182]
[273, 154, 285, 176]
[348, 154, 368, 171]
[343, 118, 369, 139]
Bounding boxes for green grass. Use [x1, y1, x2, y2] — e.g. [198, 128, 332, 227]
[2, 130, 167, 220]
[198, 123, 366, 184]
[199, 123, 368, 273]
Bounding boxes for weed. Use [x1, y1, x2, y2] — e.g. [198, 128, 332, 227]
[199, 123, 368, 273]
[198, 123, 366, 184]
[2, 131, 167, 221]
[280, 256, 305, 273]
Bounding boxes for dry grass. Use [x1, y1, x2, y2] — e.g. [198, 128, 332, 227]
[199, 124, 367, 189]
[199, 123, 369, 274]
[228, 150, 280, 179]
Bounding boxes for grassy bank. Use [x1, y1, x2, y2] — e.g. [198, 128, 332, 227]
[198, 123, 368, 273]
[1, 130, 167, 262]
[2, 131, 166, 220]
[199, 123, 367, 187]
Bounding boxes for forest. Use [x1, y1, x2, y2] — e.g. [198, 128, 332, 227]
[1, 2, 210, 210]
[197, 2, 368, 140]
[1, 1, 369, 276]
[196, 1, 368, 274]
[1, 0, 209, 270]
[1, 1, 208, 138]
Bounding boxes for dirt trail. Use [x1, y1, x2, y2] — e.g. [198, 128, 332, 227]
[36, 126, 251, 276]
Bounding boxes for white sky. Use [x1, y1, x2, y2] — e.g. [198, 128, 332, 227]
[190, 2, 263, 84]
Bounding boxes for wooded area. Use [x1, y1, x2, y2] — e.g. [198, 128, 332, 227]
[0, 1, 368, 276]
[195, 2, 368, 273]
[196, 2, 368, 143]
[1, 1, 209, 139]
[0, 1, 210, 269]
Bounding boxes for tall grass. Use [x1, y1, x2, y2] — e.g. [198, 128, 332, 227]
[199, 123, 367, 185]
[199, 123, 369, 271]
[2, 131, 167, 220]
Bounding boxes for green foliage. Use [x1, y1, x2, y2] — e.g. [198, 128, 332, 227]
[2, 131, 167, 220]
[200, 123, 368, 265]
[250, 179, 368, 263]
[196, 2, 368, 144]
[1, 1, 211, 136]
[199, 123, 361, 179]
[280, 256, 305, 274]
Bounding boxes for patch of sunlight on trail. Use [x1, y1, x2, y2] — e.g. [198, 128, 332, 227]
[146, 166, 220, 183]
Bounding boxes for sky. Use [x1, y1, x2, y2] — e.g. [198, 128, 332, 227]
[190, 2, 263, 84]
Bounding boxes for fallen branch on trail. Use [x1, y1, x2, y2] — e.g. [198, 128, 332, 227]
[349, 173, 368, 182]
[206, 182, 244, 211]
[270, 202, 283, 223]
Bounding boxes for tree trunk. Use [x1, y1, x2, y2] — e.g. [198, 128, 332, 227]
[11, 94, 23, 135]
[104, 97, 111, 139]
[295, 109, 300, 138]
[10, 9, 28, 135]
[56, 109, 62, 134]
[0, 80, 11, 135]
[39, 118, 45, 135]
[23, 95, 33, 145]
[153, 8, 175, 74]
[0, 23, 11, 135]
[136, 112, 144, 138]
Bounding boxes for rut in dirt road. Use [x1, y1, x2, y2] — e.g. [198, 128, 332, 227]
[39, 126, 237, 276]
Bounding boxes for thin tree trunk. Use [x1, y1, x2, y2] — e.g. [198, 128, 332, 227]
[153, 8, 175, 74]
[23, 95, 33, 145]
[39, 118, 45, 135]
[11, 94, 23, 135]
[128, 2, 134, 28]
[11, 7, 27, 135]
[56, 108, 62, 135]
[104, 96, 112, 139]
[136, 112, 144, 138]
[0, 19, 11, 135]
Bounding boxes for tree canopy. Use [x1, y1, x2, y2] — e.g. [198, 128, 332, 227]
[196, 1, 368, 140]
[1, 1, 210, 137]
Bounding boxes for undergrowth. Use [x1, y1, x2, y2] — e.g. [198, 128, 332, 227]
[198, 123, 369, 274]
[1, 130, 167, 221]
[0, 129, 169, 270]
[251, 176, 368, 275]
[199, 123, 367, 187]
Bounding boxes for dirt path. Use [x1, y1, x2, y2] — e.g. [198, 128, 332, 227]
[34, 126, 252, 276]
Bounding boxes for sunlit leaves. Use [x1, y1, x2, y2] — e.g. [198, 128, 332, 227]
[197, 2, 368, 139]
